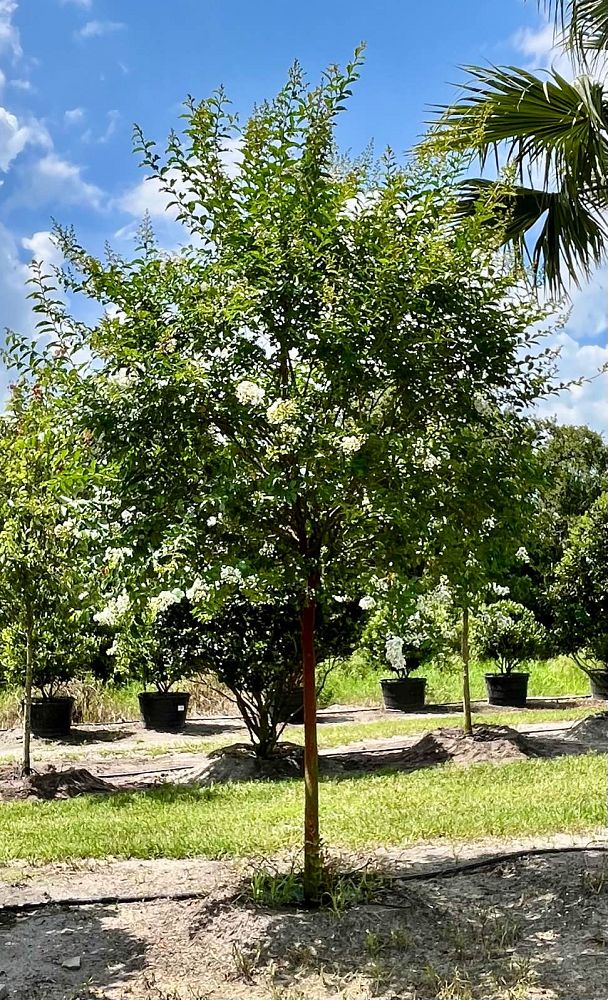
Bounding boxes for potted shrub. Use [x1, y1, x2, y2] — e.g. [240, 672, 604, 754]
[1, 611, 101, 738]
[360, 583, 453, 712]
[380, 638, 429, 711]
[104, 590, 203, 731]
[472, 600, 547, 707]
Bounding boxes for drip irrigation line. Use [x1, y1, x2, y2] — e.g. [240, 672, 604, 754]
[0, 889, 213, 915]
[3, 845, 608, 916]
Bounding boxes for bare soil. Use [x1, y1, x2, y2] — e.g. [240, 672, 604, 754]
[2, 838, 608, 998]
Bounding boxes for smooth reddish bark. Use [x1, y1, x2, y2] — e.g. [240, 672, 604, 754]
[301, 590, 320, 903]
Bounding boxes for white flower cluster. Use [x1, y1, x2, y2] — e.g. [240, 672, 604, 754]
[54, 518, 79, 539]
[385, 635, 406, 672]
[340, 435, 364, 456]
[236, 380, 265, 406]
[413, 436, 447, 472]
[186, 565, 245, 606]
[359, 595, 377, 611]
[515, 546, 530, 563]
[473, 392, 492, 416]
[93, 593, 130, 627]
[266, 398, 298, 425]
[109, 368, 139, 389]
[104, 546, 133, 569]
[186, 578, 209, 603]
[489, 582, 510, 597]
[150, 588, 184, 618]
[220, 565, 243, 585]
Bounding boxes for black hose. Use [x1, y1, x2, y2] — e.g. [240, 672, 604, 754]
[0, 888, 213, 915]
[3, 845, 608, 915]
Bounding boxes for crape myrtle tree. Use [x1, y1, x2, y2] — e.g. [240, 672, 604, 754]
[38, 52, 554, 899]
[0, 333, 102, 774]
[419, 414, 546, 734]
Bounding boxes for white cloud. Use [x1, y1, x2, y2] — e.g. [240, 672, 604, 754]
[513, 22, 559, 67]
[83, 108, 120, 144]
[20, 152, 103, 208]
[21, 230, 63, 270]
[9, 77, 32, 91]
[60, 0, 92, 7]
[0, 0, 21, 59]
[64, 106, 85, 126]
[117, 173, 180, 220]
[0, 68, 5, 94]
[76, 19, 124, 40]
[0, 106, 49, 171]
[535, 329, 608, 432]
[0, 223, 35, 334]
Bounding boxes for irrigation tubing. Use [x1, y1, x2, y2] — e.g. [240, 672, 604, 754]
[4, 845, 608, 915]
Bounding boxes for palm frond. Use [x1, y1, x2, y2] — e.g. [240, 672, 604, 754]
[456, 177, 608, 292]
[435, 65, 608, 192]
[543, 0, 608, 55]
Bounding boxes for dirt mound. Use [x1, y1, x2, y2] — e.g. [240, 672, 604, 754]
[567, 711, 608, 748]
[0, 766, 119, 801]
[186, 742, 305, 785]
[185, 725, 547, 787]
[328, 724, 543, 775]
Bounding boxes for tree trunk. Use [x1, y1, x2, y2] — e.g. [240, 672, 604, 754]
[22, 604, 34, 776]
[301, 587, 321, 905]
[461, 606, 473, 737]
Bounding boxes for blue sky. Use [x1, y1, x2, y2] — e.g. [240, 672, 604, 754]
[1, 0, 606, 428]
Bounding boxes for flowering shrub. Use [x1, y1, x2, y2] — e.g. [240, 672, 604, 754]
[105, 592, 204, 693]
[471, 600, 547, 674]
[360, 581, 456, 677]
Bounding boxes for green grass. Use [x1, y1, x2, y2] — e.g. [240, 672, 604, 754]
[321, 653, 590, 707]
[1, 753, 605, 863]
[309, 707, 592, 749]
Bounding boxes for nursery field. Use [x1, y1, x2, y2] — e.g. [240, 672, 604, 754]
[1, 667, 607, 999]
[0, 654, 591, 729]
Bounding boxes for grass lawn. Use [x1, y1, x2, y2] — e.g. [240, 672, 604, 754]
[1, 753, 605, 863]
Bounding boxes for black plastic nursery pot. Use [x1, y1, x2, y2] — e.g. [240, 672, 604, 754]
[485, 672, 529, 708]
[589, 669, 608, 701]
[138, 691, 191, 731]
[380, 676, 427, 712]
[278, 686, 305, 725]
[29, 697, 74, 739]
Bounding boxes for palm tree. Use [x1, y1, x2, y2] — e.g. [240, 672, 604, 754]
[431, 1, 608, 293]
